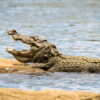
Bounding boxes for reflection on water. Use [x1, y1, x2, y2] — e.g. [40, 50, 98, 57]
[0, 0, 100, 92]
[0, 73, 100, 93]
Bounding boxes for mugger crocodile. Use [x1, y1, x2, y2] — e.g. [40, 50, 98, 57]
[6, 29, 100, 73]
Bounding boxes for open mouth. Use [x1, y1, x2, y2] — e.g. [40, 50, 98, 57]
[6, 29, 59, 63]
[6, 46, 33, 63]
[6, 29, 39, 63]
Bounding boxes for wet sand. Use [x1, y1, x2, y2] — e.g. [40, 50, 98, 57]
[0, 88, 99, 100]
[0, 58, 45, 74]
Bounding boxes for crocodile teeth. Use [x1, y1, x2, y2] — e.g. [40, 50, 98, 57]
[11, 48, 14, 50]
[6, 46, 14, 51]
[6, 46, 9, 51]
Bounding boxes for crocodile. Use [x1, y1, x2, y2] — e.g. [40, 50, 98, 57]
[6, 29, 100, 73]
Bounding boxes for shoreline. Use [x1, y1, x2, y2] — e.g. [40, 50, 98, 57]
[0, 58, 100, 100]
[0, 88, 99, 100]
[0, 58, 45, 74]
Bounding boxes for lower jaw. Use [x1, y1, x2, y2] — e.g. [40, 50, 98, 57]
[13, 55, 32, 63]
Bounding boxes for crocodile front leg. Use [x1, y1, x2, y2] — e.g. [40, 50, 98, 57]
[29, 60, 55, 70]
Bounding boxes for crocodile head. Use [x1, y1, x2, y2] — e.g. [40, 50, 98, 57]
[6, 29, 60, 63]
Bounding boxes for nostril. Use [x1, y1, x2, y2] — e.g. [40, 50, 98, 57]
[7, 29, 17, 35]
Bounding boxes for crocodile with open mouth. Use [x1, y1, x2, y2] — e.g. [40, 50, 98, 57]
[6, 29, 100, 73]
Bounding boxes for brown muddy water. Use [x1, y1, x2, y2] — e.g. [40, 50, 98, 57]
[0, 0, 100, 92]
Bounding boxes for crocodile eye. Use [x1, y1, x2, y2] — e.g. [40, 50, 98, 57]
[12, 29, 17, 33]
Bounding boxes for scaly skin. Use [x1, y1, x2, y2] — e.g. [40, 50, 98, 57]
[6, 29, 100, 73]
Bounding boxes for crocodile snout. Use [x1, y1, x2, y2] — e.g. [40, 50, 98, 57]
[7, 29, 17, 35]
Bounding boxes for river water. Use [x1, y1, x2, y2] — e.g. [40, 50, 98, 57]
[0, 0, 100, 92]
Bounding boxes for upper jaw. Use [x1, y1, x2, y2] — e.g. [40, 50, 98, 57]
[7, 29, 19, 41]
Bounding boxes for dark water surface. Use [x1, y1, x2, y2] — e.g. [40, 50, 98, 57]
[0, 0, 100, 92]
